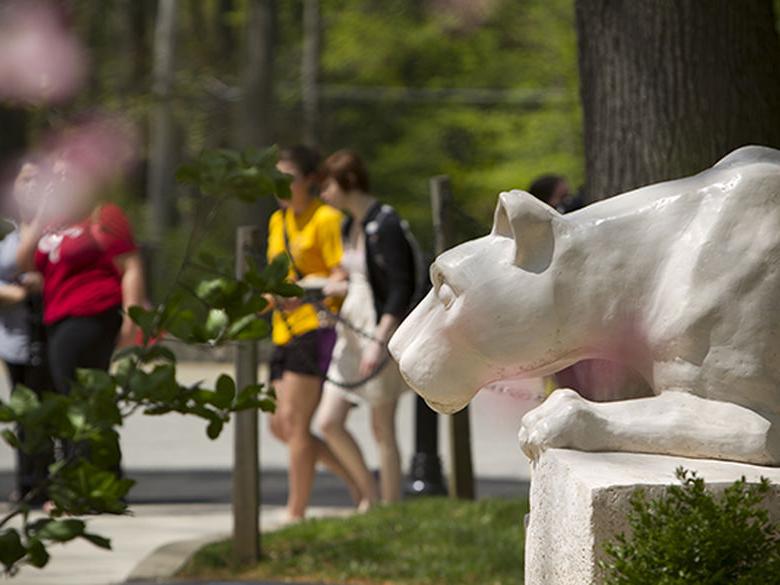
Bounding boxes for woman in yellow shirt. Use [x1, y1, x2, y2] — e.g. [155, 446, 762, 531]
[268, 145, 358, 521]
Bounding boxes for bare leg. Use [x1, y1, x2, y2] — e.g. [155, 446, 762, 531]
[519, 388, 780, 465]
[371, 399, 402, 502]
[273, 372, 360, 518]
[318, 388, 378, 510]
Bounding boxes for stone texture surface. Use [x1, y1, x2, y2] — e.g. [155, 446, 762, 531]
[524, 448, 780, 585]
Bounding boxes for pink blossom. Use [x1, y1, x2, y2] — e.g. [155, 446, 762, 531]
[0, 1, 86, 104]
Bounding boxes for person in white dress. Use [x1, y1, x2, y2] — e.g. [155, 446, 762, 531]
[318, 150, 416, 508]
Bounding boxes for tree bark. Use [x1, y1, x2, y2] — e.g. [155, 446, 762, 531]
[120, 0, 151, 92]
[576, 0, 780, 200]
[216, 0, 235, 63]
[0, 106, 28, 164]
[240, 0, 275, 149]
[238, 0, 277, 245]
[302, 0, 321, 146]
[147, 0, 178, 298]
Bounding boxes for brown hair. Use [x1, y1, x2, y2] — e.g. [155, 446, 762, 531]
[278, 144, 322, 178]
[322, 149, 370, 193]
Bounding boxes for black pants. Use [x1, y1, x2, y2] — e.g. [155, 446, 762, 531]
[47, 307, 123, 475]
[47, 307, 123, 395]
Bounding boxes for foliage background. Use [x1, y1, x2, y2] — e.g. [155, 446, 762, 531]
[30, 0, 583, 295]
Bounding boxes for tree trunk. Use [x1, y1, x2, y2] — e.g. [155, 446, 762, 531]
[301, 0, 321, 146]
[238, 0, 277, 244]
[116, 0, 152, 93]
[0, 106, 28, 163]
[576, 0, 780, 200]
[240, 0, 275, 149]
[216, 0, 235, 63]
[147, 0, 178, 296]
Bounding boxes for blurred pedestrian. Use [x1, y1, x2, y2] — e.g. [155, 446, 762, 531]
[15, 153, 146, 479]
[317, 150, 415, 508]
[2, 160, 53, 505]
[267, 145, 361, 521]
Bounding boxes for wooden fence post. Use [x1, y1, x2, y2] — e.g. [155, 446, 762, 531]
[430, 176, 475, 500]
[233, 226, 260, 564]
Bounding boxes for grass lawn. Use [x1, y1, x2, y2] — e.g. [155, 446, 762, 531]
[178, 496, 527, 585]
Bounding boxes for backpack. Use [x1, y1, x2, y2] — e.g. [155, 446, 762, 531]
[372, 204, 431, 311]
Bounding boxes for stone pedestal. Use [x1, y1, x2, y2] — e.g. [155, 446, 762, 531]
[524, 449, 780, 585]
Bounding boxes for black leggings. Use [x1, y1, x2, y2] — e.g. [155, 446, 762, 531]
[47, 307, 123, 477]
[47, 306, 123, 395]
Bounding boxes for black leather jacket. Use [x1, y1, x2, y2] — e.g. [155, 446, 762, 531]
[342, 202, 416, 323]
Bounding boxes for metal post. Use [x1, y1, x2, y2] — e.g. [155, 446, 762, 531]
[404, 394, 447, 497]
[233, 226, 260, 564]
[430, 176, 475, 500]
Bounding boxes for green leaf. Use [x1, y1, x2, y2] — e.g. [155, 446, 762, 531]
[206, 418, 224, 439]
[205, 309, 229, 339]
[0, 529, 26, 570]
[163, 309, 197, 341]
[0, 402, 14, 422]
[143, 345, 177, 363]
[226, 314, 267, 340]
[112, 345, 144, 362]
[236, 319, 270, 341]
[244, 267, 269, 291]
[82, 533, 111, 550]
[25, 538, 50, 568]
[196, 277, 236, 305]
[257, 398, 276, 413]
[36, 519, 86, 542]
[272, 282, 304, 298]
[265, 254, 291, 284]
[273, 174, 292, 199]
[9, 386, 39, 416]
[244, 145, 278, 168]
[66, 406, 87, 433]
[215, 375, 236, 408]
[1, 429, 19, 449]
[128, 305, 157, 339]
[141, 364, 179, 402]
[75, 369, 114, 393]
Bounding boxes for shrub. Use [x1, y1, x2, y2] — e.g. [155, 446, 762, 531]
[600, 467, 780, 585]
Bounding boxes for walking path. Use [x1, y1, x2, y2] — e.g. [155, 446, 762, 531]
[4, 502, 351, 585]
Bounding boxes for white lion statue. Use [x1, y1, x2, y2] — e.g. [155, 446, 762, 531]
[389, 145, 780, 466]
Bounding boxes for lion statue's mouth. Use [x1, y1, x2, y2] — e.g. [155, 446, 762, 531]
[426, 398, 468, 415]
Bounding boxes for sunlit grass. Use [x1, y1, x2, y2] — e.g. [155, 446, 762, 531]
[179, 497, 527, 585]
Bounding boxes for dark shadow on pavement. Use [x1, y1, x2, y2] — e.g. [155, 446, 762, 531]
[0, 469, 528, 506]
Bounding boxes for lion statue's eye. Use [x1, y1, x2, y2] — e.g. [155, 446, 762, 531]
[436, 282, 456, 309]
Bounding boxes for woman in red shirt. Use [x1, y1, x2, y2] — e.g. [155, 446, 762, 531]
[16, 158, 146, 397]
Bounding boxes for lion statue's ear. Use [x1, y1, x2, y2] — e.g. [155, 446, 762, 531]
[492, 190, 565, 273]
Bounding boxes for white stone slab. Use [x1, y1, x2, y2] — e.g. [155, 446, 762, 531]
[525, 448, 780, 585]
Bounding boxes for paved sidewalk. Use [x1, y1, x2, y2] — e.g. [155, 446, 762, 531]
[5, 503, 352, 585]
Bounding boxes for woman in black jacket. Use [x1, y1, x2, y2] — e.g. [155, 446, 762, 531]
[318, 150, 416, 508]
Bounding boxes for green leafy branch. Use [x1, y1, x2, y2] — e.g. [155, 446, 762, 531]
[0, 146, 295, 575]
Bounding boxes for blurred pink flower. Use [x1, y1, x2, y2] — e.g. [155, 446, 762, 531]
[0, 0, 86, 104]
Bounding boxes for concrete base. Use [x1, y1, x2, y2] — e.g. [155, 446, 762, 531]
[524, 449, 780, 585]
